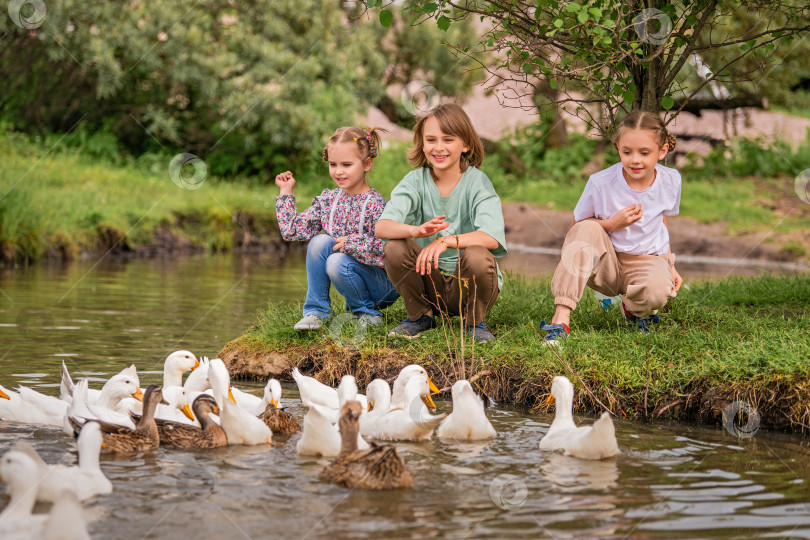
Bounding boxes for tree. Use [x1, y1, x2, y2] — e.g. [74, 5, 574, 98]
[0, 0, 389, 175]
[365, 0, 810, 136]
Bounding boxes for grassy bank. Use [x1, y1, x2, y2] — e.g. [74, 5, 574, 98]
[0, 133, 282, 262]
[3, 129, 810, 262]
[220, 273, 810, 433]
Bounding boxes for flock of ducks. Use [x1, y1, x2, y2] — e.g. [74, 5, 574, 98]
[0, 351, 619, 537]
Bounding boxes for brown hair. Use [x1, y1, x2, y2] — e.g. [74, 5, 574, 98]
[323, 127, 387, 162]
[613, 111, 676, 153]
[407, 103, 485, 171]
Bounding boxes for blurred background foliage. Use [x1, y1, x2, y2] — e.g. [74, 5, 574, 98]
[0, 0, 480, 178]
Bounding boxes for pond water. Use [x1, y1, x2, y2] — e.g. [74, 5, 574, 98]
[1, 253, 810, 539]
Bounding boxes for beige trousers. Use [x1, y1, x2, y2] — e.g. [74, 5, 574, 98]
[551, 220, 676, 317]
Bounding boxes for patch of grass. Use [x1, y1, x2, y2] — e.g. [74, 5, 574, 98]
[222, 273, 810, 432]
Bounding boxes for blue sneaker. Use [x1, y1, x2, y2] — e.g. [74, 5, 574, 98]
[621, 302, 660, 332]
[540, 320, 569, 346]
[388, 315, 436, 339]
[465, 321, 496, 344]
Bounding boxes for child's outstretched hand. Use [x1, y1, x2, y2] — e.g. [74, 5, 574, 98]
[411, 215, 449, 239]
[275, 171, 296, 195]
[608, 204, 643, 231]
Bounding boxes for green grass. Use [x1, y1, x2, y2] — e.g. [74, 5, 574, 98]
[224, 274, 810, 430]
[0, 133, 280, 261]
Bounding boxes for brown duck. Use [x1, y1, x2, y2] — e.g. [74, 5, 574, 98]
[154, 394, 228, 448]
[71, 385, 166, 454]
[259, 403, 300, 436]
[319, 401, 413, 490]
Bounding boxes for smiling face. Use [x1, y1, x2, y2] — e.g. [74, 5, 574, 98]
[422, 116, 469, 177]
[326, 142, 372, 195]
[617, 128, 668, 188]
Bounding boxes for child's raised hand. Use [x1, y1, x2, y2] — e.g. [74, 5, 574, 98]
[608, 204, 643, 231]
[416, 239, 448, 275]
[411, 215, 449, 239]
[275, 171, 296, 195]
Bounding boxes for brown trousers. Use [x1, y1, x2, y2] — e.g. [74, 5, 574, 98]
[383, 239, 499, 325]
[551, 220, 676, 317]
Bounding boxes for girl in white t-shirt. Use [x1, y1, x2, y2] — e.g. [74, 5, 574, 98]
[540, 111, 684, 345]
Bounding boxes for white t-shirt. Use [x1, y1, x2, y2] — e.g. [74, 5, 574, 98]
[573, 162, 681, 255]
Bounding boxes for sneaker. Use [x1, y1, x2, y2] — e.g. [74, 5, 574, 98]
[540, 320, 569, 346]
[465, 321, 495, 344]
[621, 302, 660, 333]
[294, 314, 325, 330]
[357, 313, 383, 328]
[387, 315, 436, 339]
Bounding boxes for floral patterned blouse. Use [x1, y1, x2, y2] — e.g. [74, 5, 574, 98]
[275, 187, 387, 267]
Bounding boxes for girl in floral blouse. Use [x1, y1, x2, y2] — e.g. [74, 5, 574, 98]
[275, 127, 398, 330]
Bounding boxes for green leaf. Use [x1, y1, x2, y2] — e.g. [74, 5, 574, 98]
[522, 63, 533, 74]
[577, 11, 589, 23]
[553, 18, 563, 28]
[437, 15, 451, 31]
[549, 79, 557, 89]
[589, 7, 602, 18]
[661, 95, 675, 110]
[602, 36, 612, 45]
[379, 9, 393, 27]
[566, 3, 581, 12]
[686, 15, 698, 25]
[423, 2, 438, 12]
[623, 90, 635, 103]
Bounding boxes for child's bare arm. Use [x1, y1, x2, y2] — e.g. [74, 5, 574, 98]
[374, 216, 449, 239]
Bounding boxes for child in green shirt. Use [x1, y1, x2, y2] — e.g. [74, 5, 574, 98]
[375, 104, 507, 343]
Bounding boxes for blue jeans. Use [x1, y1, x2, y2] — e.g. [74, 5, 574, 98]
[303, 234, 399, 318]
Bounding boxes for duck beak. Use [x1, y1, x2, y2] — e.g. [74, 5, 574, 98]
[181, 404, 194, 421]
[427, 377, 440, 394]
[0, 388, 10, 400]
[421, 393, 437, 410]
[546, 394, 555, 404]
[192, 360, 200, 371]
[270, 399, 279, 407]
[160, 397, 170, 406]
[367, 400, 374, 413]
[131, 388, 144, 402]
[213, 406, 220, 415]
[228, 387, 236, 404]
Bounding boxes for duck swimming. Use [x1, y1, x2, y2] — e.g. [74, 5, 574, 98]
[539, 376, 618, 460]
[437, 380, 496, 441]
[153, 394, 228, 449]
[319, 401, 413, 490]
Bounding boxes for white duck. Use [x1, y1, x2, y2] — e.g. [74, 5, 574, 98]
[539, 376, 618, 460]
[296, 402, 342, 457]
[291, 367, 340, 409]
[13, 422, 112, 502]
[390, 364, 440, 409]
[208, 359, 271, 445]
[60, 362, 140, 406]
[358, 379, 391, 435]
[0, 451, 90, 540]
[437, 380, 496, 441]
[0, 384, 69, 427]
[361, 375, 446, 441]
[233, 378, 280, 416]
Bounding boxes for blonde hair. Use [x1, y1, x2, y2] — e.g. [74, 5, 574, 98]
[323, 127, 387, 162]
[613, 111, 676, 153]
[408, 103, 484, 171]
